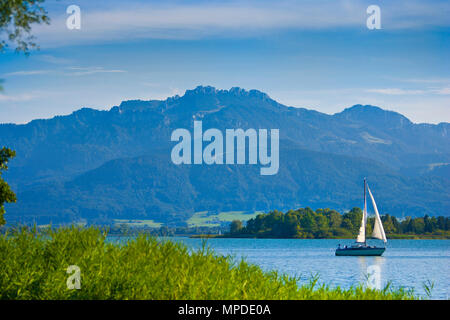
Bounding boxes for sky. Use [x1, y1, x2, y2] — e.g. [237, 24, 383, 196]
[0, 0, 449, 124]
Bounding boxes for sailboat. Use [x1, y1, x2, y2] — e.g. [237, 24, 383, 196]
[335, 178, 387, 256]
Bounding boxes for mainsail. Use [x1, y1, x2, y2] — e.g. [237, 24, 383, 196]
[367, 186, 387, 243]
[356, 179, 367, 243]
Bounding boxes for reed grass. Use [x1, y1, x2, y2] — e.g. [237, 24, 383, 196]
[0, 226, 416, 300]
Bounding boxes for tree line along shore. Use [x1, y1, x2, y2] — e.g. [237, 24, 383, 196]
[104, 207, 450, 240]
[223, 207, 450, 239]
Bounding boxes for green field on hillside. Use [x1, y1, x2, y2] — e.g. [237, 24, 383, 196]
[114, 219, 163, 228]
[187, 211, 264, 227]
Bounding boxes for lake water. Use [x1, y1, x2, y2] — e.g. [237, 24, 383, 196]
[109, 236, 449, 299]
[165, 238, 450, 299]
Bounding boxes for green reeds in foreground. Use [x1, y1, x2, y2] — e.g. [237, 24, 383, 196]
[0, 226, 416, 300]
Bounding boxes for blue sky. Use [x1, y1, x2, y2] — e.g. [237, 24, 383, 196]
[0, 0, 449, 124]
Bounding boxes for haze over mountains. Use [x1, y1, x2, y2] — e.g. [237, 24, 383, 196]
[1, 86, 449, 225]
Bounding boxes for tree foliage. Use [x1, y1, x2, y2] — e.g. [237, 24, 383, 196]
[0, 0, 50, 90]
[0, 147, 16, 226]
[0, 0, 50, 54]
[229, 207, 450, 239]
[229, 220, 243, 234]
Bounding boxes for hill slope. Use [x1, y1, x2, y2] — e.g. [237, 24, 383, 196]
[1, 86, 449, 224]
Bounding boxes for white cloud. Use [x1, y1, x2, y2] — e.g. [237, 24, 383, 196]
[3, 66, 126, 77]
[4, 70, 52, 76]
[365, 88, 426, 95]
[0, 93, 36, 102]
[398, 78, 450, 84]
[30, 0, 450, 46]
[431, 87, 450, 95]
[366, 87, 450, 95]
[66, 66, 126, 76]
[37, 54, 74, 65]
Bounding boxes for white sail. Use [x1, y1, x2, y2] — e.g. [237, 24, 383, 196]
[356, 188, 367, 243]
[367, 186, 387, 243]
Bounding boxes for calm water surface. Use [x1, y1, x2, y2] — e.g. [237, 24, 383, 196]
[110, 236, 450, 299]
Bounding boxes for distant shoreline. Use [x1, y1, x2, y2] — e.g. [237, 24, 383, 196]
[189, 234, 450, 240]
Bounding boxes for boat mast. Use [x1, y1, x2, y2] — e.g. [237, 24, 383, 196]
[364, 178, 367, 246]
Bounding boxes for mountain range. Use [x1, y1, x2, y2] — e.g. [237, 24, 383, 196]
[1, 86, 449, 225]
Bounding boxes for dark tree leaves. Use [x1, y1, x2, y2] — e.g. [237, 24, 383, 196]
[0, 0, 50, 54]
[0, 147, 16, 226]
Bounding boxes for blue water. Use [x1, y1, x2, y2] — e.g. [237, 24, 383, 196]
[110, 236, 450, 299]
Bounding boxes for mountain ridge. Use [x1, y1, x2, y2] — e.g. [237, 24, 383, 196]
[2, 86, 449, 126]
[1, 86, 449, 224]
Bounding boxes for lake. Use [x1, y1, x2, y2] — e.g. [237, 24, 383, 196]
[146, 237, 449, 299]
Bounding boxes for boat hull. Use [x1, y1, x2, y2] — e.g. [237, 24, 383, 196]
[335, 247, 385, 256]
